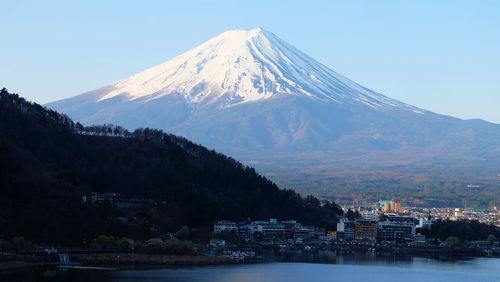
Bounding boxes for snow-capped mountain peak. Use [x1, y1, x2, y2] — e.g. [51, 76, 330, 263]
[47, 28, 500, 202]
[95, 28, 412, 110]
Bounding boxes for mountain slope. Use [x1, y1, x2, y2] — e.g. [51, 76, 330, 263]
[0, 88, 341, 244]
[48, 28, 422, 132]
[56, 28, 413, 108]
[47, 28, 500, 206]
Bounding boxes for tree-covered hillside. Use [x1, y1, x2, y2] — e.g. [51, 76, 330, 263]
[0, 88, 342, 246]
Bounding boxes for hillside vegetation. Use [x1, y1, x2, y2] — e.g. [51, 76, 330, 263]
[0, 88, 341, 246]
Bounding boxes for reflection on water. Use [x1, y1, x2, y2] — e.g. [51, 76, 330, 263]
[264, 249, 412, 266]
[2, 251, 500, 282]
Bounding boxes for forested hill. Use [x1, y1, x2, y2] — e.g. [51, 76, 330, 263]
[0, 88, 342, 245]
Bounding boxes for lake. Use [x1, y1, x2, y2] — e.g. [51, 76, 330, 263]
[3, 253, 500, 282]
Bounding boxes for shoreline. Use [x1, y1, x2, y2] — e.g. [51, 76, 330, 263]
[0, 262, 58, 271]
[0, 254, 233, 272]
[74, 253, 234, 266]
[0, 246, 495, 272]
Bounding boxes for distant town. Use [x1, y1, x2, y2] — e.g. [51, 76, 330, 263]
[82, 192, 500, 247]
[212, 199, 500, 248]
[3, 191, 499, 270]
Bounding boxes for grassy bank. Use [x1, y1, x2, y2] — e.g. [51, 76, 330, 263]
[74, 253, 233, 266]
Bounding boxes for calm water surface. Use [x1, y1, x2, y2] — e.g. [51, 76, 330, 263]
[3, 254, 500, 282]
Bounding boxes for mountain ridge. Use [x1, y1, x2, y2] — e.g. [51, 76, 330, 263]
[47, 28, 500, 206]
[0, 87, 342, 243]
[50, 28, 421, 111]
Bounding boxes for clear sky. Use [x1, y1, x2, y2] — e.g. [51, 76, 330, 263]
[2, 0, 499, 123]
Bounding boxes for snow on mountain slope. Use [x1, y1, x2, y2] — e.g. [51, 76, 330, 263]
[47, 27, 500, 161]
[45, 27, 500, 204]
[83, 28, 417, 111]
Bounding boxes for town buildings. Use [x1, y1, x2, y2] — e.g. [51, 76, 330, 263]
[214, 221, 238, 233]
[218, 215, 419, 243]
[360, 210, 378, 221]
[378, 214, 415, 242]
[404, 206, 500, 227]
[212, 201, 437, 244]
[355, 220, 378, 241]
[212, 200, 500, 245]
[237, 219, 328, 241]
[336, 218, 355, 240]
[382, 200, 401, 213]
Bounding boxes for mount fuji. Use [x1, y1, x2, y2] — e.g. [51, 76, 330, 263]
[47, 28, 500, 203]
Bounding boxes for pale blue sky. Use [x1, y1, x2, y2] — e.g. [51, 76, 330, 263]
[2, 0, 499, 123]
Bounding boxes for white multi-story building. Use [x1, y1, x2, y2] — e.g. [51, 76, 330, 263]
[416, 217, 432, 229]
[213, 220, 238, 233]
[378, 214, 416, 242]
[337, 218, 345, 232]
[337, 217, 355, 240]
[239, 219, 286, 239]
[360, 210, 378, 221]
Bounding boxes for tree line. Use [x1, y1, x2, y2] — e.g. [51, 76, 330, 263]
[0, 88, 343, 247]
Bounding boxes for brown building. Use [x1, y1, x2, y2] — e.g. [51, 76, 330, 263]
[383, 200, 401, 213]
[395, 202, 401, 213]
[327, 231, 337, 239]
[355, 220, 378, 241]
